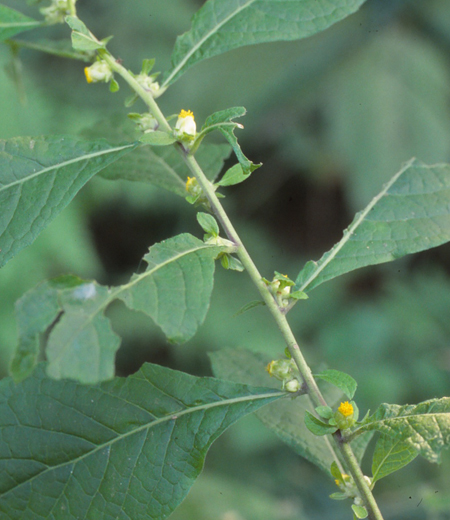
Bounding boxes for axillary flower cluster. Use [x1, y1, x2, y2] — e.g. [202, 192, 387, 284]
[266, 356, 302, 393]
[40, 0, 75, 24]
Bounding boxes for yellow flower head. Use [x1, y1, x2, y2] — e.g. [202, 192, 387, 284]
[266, 361, 275, 375]
[186, 176, 195, 192]
[179, 109, 194, 120]
[338, 401, 354, 417]
[84, 67, 93, 84]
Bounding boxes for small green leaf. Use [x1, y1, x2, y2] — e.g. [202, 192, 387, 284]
[66, 15, 103, 51]
[142, 58, 155, 74]
[296, 159, 450, 293]
[0, 136, 137, 269]
[329, 492, 348, 500]
[351, 398, 450, 463]
[220, 254, 244, 271]
[315, 369, 357, 400]
[371, 433, 418, 483]
[0, 363, 283, 519]
[216, 163, 248, 187]
[330, 461, 343, 481]
[196, 107, 260, 176]
[290, 290, 308, 300]
[109, 78, 120, 92]
[197, 212, 219, 237]
[304, 411, 338, 436]
[316, 406, 334, 420]
[139, 131, 177, 146]
[233, 300, 266, 317]
[162, 0, 368, 87]
[0, 4, 40, 41]
[352, 505, 368, 519]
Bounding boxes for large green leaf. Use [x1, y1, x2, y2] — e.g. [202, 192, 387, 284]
[0, 363, 283, 520]
[0, 4, 40, 41]
[295, 159, 450, 293]
[0, 136, 137, 269]
[101, 143, 231, 196]
[371, 434, 418, 484]
[351, 398, 450, 464]
[11, 234, 223, 384]
[209, 348, 372, 476]
[162, 0, 368, 87]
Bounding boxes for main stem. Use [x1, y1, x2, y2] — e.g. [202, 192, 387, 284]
[101, 46, 384, 520]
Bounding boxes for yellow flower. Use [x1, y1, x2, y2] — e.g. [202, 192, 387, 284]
[186, 176, 195, 192]
[84, 61, 113, 84]
[338, 401, 354, 417]
[175, 109, 196, 138]
[266, 361, 275, 375]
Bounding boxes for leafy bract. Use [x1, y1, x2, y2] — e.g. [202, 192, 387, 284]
[197, 107, 260, 176]
[296, 159, 450, 293]
[0, 4, 40, 41]
[371, 434, 418, 483]
[162, 0, 368, 87]
[100, 143, 231, 196]
[209, 348, 372, 476]
[11, 234, 224, 384]
[352, 398, 450, 464]
[0, 136, 136, 269]
[66, 15, 104, 51]
[315, 369, 357, 400]
[0, 363, 283, 520]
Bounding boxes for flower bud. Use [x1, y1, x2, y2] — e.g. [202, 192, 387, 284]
[174, 110, 196, 139]
[40, 0, 73, 24]
[285, 378, 301, 393]
[334, 401, 356, 430]
[84, 61, 113, 84]
[129, 113, 159, 133]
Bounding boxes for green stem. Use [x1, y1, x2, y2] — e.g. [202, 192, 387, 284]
[68, 0, 77, 16]
[337, 433, 384, 520]
[88, 36, 385, 520]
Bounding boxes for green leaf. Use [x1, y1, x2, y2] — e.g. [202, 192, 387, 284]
[216, 163, 248, 187]
[316, 405, 334, 419]
[197, 107, 260, 176]
[197, 212, 219, 236]
[0, 4, 40, 41]
[352, 505, 368, 519]
[162, 0, 368, 87]
[304, 411, 338, 436]
[0, 136, 137, 269]
[296, 159, 450, 293]
[11, 234, 224, 383]
[352, 398, 450, 463]
[233, 299, 265, 316]
[109, 78, 120, 92]
[139, 131, 177, 146]
[0, 363, 283, 519]
[101, 142, 231, 196]
[65, 15, 104, 51]
[315, 369, 357, 400]
[371, 433, 418, 484]
[210, 348, 355, 476]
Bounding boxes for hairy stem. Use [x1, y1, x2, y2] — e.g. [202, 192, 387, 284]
[91, 38, 385, 520]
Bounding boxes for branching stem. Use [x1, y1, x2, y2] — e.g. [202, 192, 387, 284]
[92, 36, 385, 520]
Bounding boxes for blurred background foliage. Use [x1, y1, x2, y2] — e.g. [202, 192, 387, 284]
[1, 0, 450, 518]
